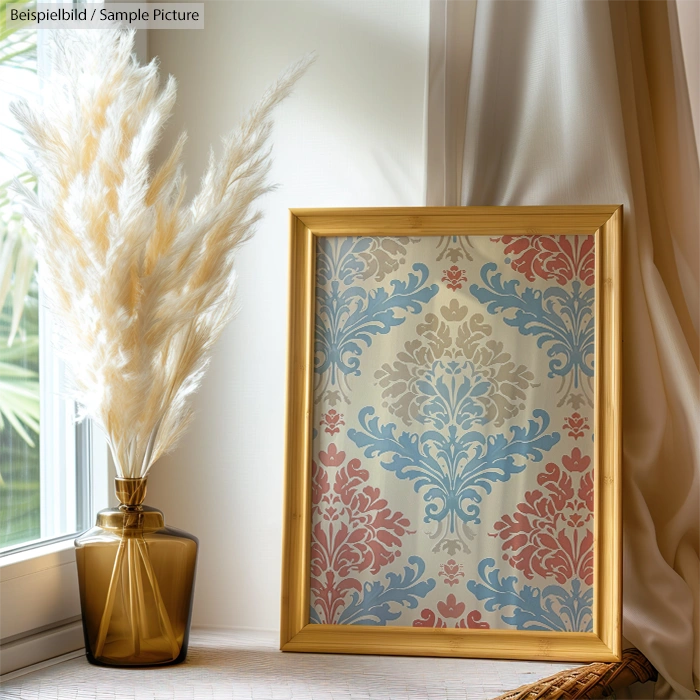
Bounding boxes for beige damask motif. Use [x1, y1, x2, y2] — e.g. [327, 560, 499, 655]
[375, 299, 536, 428]
[435, 236, 474, 263]
[355, 237, 415, 282]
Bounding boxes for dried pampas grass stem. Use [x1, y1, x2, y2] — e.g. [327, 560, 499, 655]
[11, 28, 313, 478]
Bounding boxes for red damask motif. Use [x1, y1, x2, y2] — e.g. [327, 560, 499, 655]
[438, 559, 465, 587]
[442, 266, 468, 291]
[413, 594, 490, 629]
[319, 443, 345, 467]
[491, 449, 594, 586]
[497, 235, 595, 286]
[311, 447, 414, 624]
[562, 413, 590, 440]
[321, 410, 345, 435]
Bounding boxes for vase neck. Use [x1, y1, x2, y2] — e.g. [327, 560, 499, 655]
[115, 477, 148, 510]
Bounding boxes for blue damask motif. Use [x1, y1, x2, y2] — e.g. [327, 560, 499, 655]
[470, 263, 595, 407]
[348, 408, 560, 554]
[416, 359, 502, 430]
[467, 558, 593, 632]
[326, 556, 436, 626]
[315, 240, 438, 399]
[316, 237, 374, 286]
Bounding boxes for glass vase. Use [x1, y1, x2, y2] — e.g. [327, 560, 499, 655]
[75, 477, 198, 667]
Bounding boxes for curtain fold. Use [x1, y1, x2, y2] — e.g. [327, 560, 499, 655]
[425, 1, 699, 697]
[425, 0, 476, 205]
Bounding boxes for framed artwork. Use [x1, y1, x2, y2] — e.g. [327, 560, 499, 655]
[281, 207, 621, 662]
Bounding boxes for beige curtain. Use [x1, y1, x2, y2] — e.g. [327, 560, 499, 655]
[425, 1, 699, 697]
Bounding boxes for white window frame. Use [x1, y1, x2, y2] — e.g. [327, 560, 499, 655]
[0, 429, 111, 675]
[0, 8, 138, 675]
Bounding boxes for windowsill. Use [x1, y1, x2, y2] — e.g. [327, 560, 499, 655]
[0, 628, 582, 697]
[0, 538, 83, 674]
[0, 538, 77, 581]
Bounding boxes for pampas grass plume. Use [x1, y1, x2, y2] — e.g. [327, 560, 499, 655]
[11, 28, 313, 478]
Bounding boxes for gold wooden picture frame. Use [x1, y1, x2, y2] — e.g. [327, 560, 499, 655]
[281, 207, 621, 662]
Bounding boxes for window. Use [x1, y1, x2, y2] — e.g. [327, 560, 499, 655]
[0, 12, 111, 559]
[1, 14, 111, 674]
[0, 5, 130, 677]
[0, 9, 43, 551]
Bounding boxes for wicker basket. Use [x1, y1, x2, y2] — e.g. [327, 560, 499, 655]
[494, 648, 657, 700]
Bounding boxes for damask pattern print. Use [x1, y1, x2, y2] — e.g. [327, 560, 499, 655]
[471, 235, 596, 409]
[490, 448, 594, 586]
[314, 237, 438, 404]
[439, 559, 464, 587]
[563, 413, 590, 440]
[310, 447, 435, 624]
[466, 559, 593, 632]
[471, 264, 594, 408]
[348, 408, 559, 555]
[320, 410, 345, 435]
[436, 235, 474, 263]
[497, 235, 595, 286]
[442, 266, 468, 290]
[372, 300, 537, 429]
[412, 594, 490, 629]
[310, 234, 595, 631]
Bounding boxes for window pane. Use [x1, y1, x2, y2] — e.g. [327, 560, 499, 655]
[0, 20, 41, 549]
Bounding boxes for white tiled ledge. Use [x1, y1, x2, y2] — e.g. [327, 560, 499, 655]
[0, 628, 580, 699]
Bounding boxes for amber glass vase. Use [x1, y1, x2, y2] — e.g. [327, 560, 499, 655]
[75, 478, 198, 667]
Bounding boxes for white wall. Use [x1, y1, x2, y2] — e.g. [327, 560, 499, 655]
[147, 0, 429, 632]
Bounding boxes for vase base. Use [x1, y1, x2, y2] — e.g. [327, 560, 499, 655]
[85, 644, 190, 668]
[81, 629, 192, 667]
